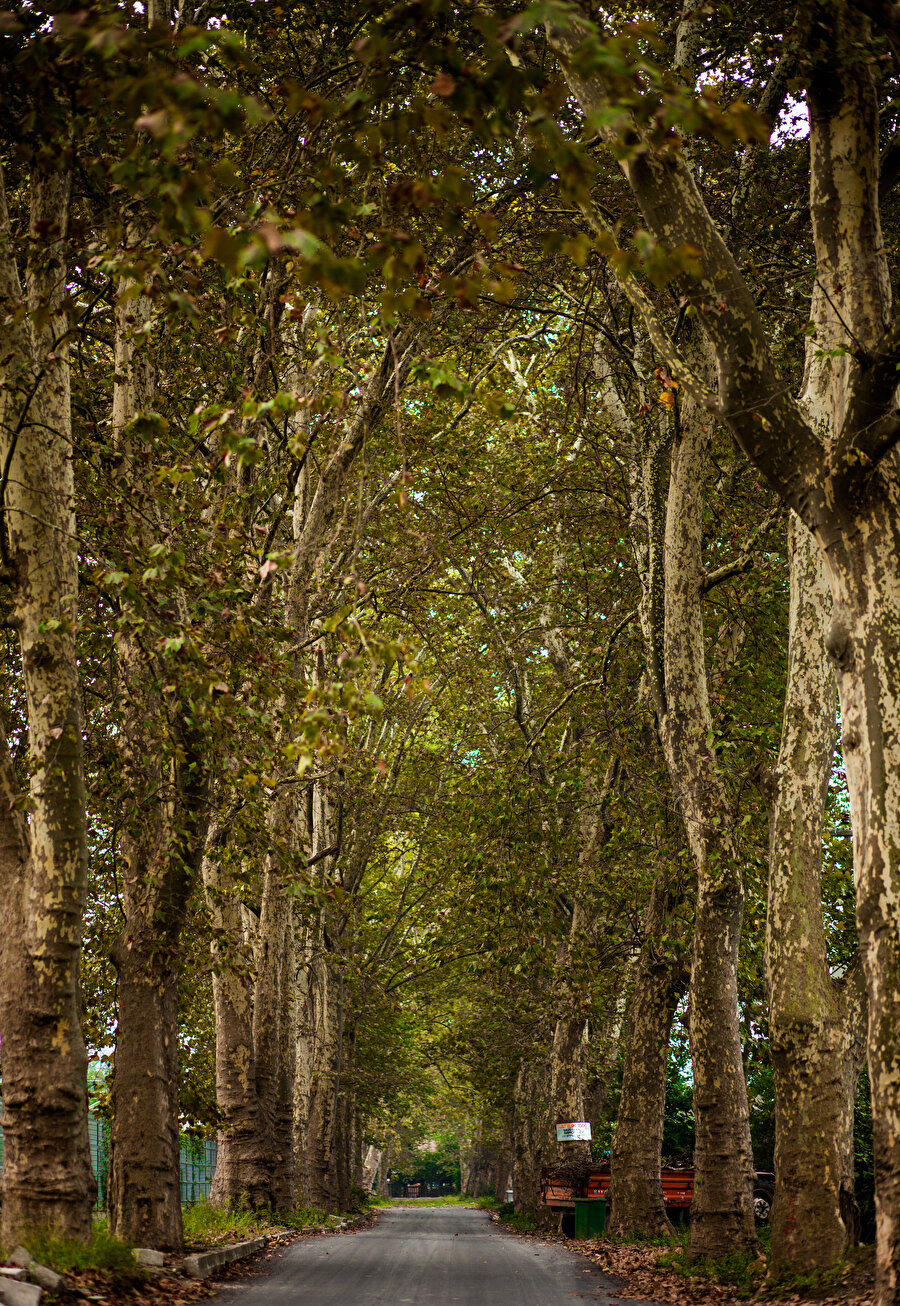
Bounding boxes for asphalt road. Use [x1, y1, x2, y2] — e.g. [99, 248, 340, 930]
[214, 1206, 636, 1305]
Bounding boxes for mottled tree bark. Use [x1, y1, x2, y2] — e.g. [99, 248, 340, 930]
[304, 952, 347, 1209]
[614, 355, 758, 1255]
[766, 517, 850, 1275]
[208, 319, 425, 1213]
[107, 707, 209, 1247]
[105, 279, 210, 1249]
[658, 362, 759, 1258]
[607, 877, 688, 1239]
[494, 1143, 512, 1205]
[549, 4, 900, 1281]
[250, 795, 298, 1212]
[361, 1144, 381, 1195]
[511, 1061, 551, 1217]
[590, 185, 759, 1257]
[207, 792, 297, 1213]
[547, 759, 619, 1166]
[0, 159, 95, 1243]
[836, 962, 868, 1243]
[295, 760, 352, 1212]
[548, 901, 592, 1166]
[377, 1143, 392, 1196]
[204, 849, 272, 1210]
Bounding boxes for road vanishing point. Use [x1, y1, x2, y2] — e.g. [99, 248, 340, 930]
[215, 1205, 639, 1305]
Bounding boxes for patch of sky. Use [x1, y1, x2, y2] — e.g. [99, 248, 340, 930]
[772, 95, 809, 145]
[829, 707, 852, 819]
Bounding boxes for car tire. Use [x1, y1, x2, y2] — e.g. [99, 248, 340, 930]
[753, 1183, 775, 1225]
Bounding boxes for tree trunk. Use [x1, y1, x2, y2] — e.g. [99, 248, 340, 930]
[250, 796, 297, 1213]
[305, 952, 345, 1210]
[105, 278, 210, 1249]
[361, 1145, 381, 1195]
[585, 978, 631, 1133]
[658, 388, 758, 1258]
[511, 1061, 551, 1217]
[108, 909, 183, 1247]
[107, 706, 209, 1247]
[549, 4, 900, 1291]
[827, 503, 900, 1302]
[335, 1033, 355, 1210]
[548, 763, 621, 1165]
[377, 1143, 392, 1197]
[607, 877, 688, 1239]
[766, 516, 850, 1275]
[204, 842, 273, 1210]
[597, 276, 759, 1253]
[494, 1144, 512, 1204]
[836, 960, 868, 1246]
[0, 160, 95, 1243]
[787, 28, 900, 1296]
[549, 900, 591, 1166]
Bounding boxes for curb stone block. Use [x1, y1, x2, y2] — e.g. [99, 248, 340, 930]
[133, 1249, 165, 1268]
[0, 1280, 42, 1306]
[4, 1250, 64, 1293]
[183, 1237, 267, 1281]
[29, 1266, 65, 1293]
[0, 1273, 26, 1283]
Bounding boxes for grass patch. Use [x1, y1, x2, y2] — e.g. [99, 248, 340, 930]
[499, 1209, 536, 1233]
[182, 1200, 267, 1248]
[385, 1193, 501, 1212]
[656, 1238, 766, 1299]
[389, 1194, 470, 1208]
[760, 1244, 872, 1300]
[17, 1227, 136, 1274]
[277, 1208, 330, 1231]
[182, 1201, 329, 1249]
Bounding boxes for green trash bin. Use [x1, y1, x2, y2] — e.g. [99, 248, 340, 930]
[573, 1197, 606, 1239]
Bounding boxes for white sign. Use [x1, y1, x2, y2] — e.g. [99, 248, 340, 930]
[556, 1121, 592, 1142]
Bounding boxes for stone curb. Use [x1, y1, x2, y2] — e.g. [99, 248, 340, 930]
[183, 1237, 267, 1281]
[0, 1281, 42, 1306]
[133, 1249, 165, 1268]
[179, 1214, 370, 1283]
[1, 1246, 66, 1301]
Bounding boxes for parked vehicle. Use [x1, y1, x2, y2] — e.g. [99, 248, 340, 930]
[540, 1164, 776, 1225]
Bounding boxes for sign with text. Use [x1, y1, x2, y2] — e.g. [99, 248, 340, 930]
[556, 1121, 592, 1142]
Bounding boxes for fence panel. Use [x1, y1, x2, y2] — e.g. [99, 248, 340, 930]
[180, 1139, 218, 1205]
[0, 1110, 218, 1208]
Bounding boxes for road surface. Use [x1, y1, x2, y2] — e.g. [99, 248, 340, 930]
[214, 1205, 638, 1305]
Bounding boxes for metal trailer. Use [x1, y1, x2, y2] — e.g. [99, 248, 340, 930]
[540, 1164, 776, 1227]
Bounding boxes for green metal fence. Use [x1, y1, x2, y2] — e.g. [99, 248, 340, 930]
[180, 1139, 218, 1204]
[0, 1113, 217, 1208]
[89, 1113, 109, 1204]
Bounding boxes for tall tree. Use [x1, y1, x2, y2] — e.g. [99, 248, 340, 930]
[765, 517, 864, 1272]
[547, 4, 900, 1295]
[0, 145, 95, 1238]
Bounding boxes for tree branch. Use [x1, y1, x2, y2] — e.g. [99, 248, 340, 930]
[834, 314, 900, 495]
[546, 14, 827, 530]
[701, 506, 783, 593]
